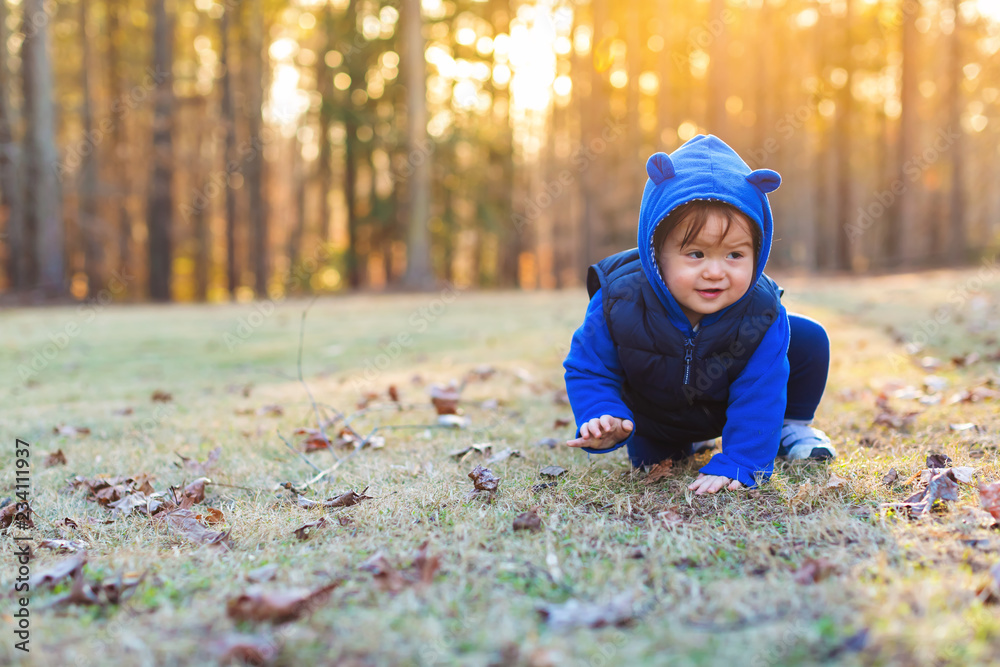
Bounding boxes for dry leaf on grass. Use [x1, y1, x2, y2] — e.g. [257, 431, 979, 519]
[158, 508, 233, 549]
[449, 443, 492, 460]
[112, 407, 134, 416]
[538, 592, 639, 630]
[513, 509, 542, 532]
[53, 425, 91, 437]
[175, 447, 221, 475]
[179, 477, 211, 505]
[52, 567, 146, 607]
[486, 448, 522, 464]
[323, 487, 372, 509]
[539, 465, 567, 478]
[882, 468, 899, 485]
[873, 395, 919, 431]
[884, 469, 961, 516]
[212, 634, 279, 666]
[257, 404, 284, 417]
[199, 508, 226, 525]
[468, 465, 500, 501]
[28, 556, 86, 591]
[793, 558, 836, 584]
[553, 418, 571, 429]
[358, 541, 440, 593]
[827, 474, 849, 489]
[44, 450, 67, 467]
[980, 481, 1000, 522]
[226, 582, 340, 624]
[151, 390, 173, 402]
[926, 453, 953, 468]
[429, 384, 461, 415]
[641, 460, 674, 485]
[293, 517, 328, 540]
[1, 502, 33, 530]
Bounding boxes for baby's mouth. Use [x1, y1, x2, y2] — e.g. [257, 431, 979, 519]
[696, 288, 724, 298]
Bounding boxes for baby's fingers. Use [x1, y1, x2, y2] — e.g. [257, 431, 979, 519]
[727, 480, 745, 491]
[600, 415, 615, 433]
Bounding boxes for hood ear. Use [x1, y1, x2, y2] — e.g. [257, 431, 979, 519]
[646, 152, 675, 184]
[746, 169, 781, 193]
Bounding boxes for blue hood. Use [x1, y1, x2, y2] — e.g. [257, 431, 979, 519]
[637, 134, 781, 333]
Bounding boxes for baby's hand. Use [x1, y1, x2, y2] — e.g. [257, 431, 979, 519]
[565, 415, 634, 450]
[688, 473, 745, 495]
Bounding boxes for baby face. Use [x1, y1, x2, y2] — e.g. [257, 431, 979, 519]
[657, 210, 755, 327]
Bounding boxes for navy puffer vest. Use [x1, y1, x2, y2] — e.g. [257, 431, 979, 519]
[587, 248, 782, 444]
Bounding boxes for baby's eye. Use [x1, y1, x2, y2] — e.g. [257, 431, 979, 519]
[728, 252, 744, 259]
[687, 251, 704, 259]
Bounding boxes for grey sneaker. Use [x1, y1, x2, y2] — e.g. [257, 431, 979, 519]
[777, 423, 836, 460]
[690, 439, 718, 455]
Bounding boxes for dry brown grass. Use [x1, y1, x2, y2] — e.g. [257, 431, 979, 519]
[2, 269, 1000, 666]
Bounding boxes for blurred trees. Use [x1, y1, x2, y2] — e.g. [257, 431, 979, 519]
[0, 0, 998, 301]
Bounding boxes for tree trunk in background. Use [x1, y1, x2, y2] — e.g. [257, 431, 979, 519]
[221, 3, 238, 297]
[79, 0, 105, 295]
[22, 0, 63, 296]
[245, 0, 268, 297]
[947, 0, 965, 264]
[401, 0, 433, 289]
[0, 0, 24, 289]
[890, 0, 918, 266]
[344, 114, 360, 288]
[146, 0, 174, 301]
[706, 0, 727, 136]
[317, 3, 334, 245]
[288, 131, 306, 273]
[657, 0, 673, 150]
[751, 1, 770, 164]
[190, 103, 210, 301]
[107, 0, 133, 295]
[834, 0, 853, 271]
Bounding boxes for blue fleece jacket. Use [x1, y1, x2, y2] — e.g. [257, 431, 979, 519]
[563, 135, 791, 487]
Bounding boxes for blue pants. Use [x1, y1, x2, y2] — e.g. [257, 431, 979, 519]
[626, 313, 829, 467]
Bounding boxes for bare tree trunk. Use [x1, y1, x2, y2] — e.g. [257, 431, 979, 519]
[834, 0, 854, 271]
[107, 0, 133, 294]
[706, 0, 728, 136]
[287, 130, 307, 274]
[190, 102, 210, 301]
[890, 0, 919, 266]
[401, 0, 433, 289]
[22, 0, 63, 296]
[79, 0, 105, 295]
[344, 114, 361, 288]
[0, 0, 24, 289]
[220, 2, 238, 298]
[947, 0, 965, 264]
[317, 2, 333, 244]
[245, 0, 268, 297]
[146, 0, 174, 301]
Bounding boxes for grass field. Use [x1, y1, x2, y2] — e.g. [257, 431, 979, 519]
[3, 266, 1000, 666]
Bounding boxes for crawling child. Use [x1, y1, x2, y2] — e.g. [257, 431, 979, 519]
[563, 135, 835, 494]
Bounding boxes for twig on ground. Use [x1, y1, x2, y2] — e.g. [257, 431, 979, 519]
[278, 431, 324, 474]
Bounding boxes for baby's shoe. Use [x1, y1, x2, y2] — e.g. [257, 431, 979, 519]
[777, 422, 836, 460]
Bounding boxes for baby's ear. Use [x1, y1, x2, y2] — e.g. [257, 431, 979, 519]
[746, 169, 781, 193]
[646, 152, 675, 185]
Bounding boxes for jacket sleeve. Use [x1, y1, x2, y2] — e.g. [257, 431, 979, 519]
[562, 288, 635, 454]
[698, 305, 790, 487]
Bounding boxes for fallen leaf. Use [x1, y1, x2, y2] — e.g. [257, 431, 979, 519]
[212, 634, 279, 666]
[323, 487, 372, 509]
[200, 508, 226, 525]
[151, 390, 173, 402]
[981, 481, 1000, 522]
[949, 386, 1000, 404]
[359, 541, 440, 593]
[793, 558, 836, 584]
[539, 465, 567, 478]
[790, 482, 816, 506]
[927, 453, 953, 468]
[53, 425, 91, 437]
[873, 395, 919, 431]
[62, 517, 79, 529]
[468, 465, 500, 501]
[28, 555, 86, 591]
[532, 482, 558, 492]
[950, 466, 976, 484]
[429, 384, 461, 415]
[553, 418, 571, 429]
[952, 352, 981, 367]
[513, 509, 542, 532]
[37, 539, 88, 553]
[257, 404, 284, 417]
[538, 592, 639, 630]
[175, 447, 222, 475]
[535, 438, 558, 449]
[657, 508, 685, 526]
[293, 517, 328, 540]
[296, 495, 318, 509]
[226, 582, 340, 624]
[552, 389, 570, 405]
[246, 564, 279, 583]
[466, 365, 496, 382]
[827, 474, 849, 489]
[882, 468, 899, 485]
[449, 443, 492, 460]
[112, 407, 134, 416]
[44, 449, 67, 467]
[388, 385, 400, 403]
[641, 460, 674, 485]
[486, 448, 522, 464]
[180, 477, 211, 505]
[158, 508, 233, 549]
[107, 492, 159, 517]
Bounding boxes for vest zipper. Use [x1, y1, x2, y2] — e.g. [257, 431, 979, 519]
[683, 334, 697, 385]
